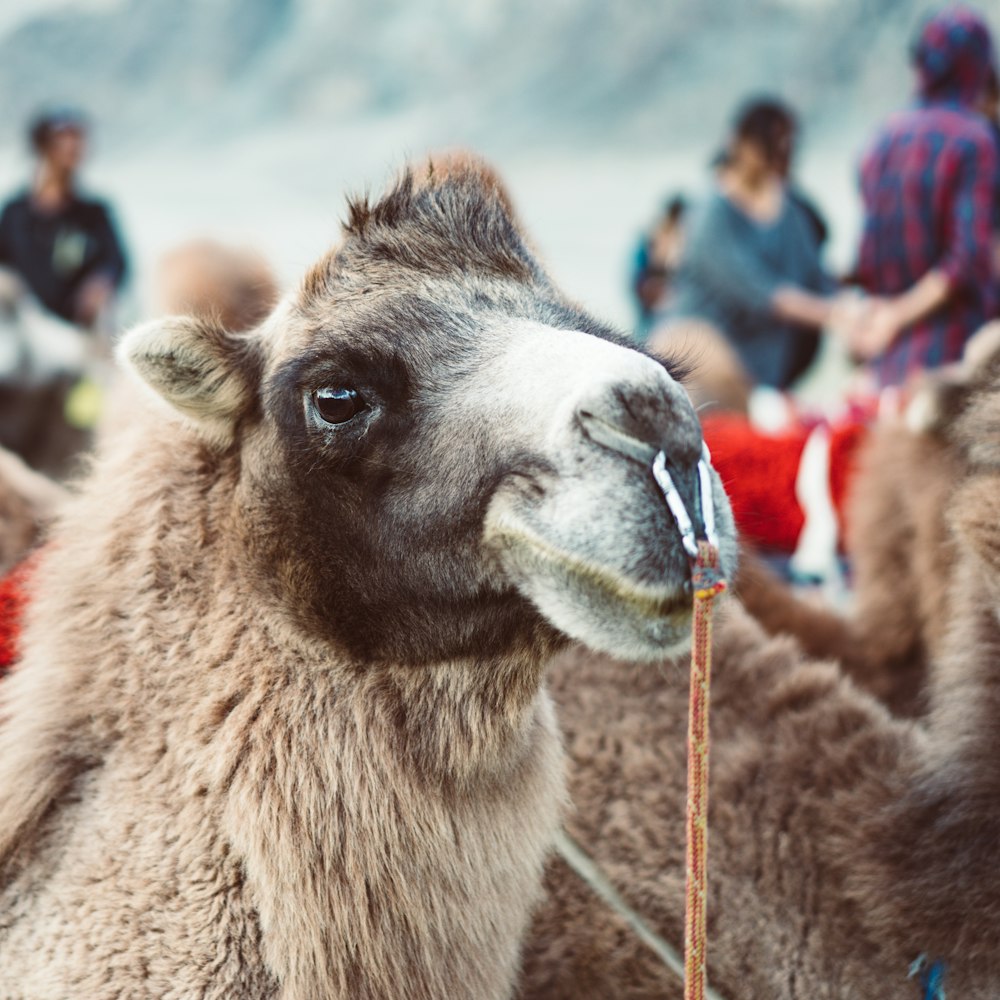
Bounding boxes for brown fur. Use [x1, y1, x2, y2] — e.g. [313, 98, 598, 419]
[155, 239, 279, 333]
[521, 360, 1000, 997]
[0, 446, 66, 574]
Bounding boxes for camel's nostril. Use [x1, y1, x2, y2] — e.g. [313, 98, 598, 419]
[576, 386, 712, 550]
[575, 378, 704, 473]
[577, 408, 660, 466]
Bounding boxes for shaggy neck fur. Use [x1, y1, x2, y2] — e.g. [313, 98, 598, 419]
[0, 413, 564, 1000]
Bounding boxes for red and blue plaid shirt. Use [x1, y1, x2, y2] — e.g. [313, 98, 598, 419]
[857, 100, 999, 387]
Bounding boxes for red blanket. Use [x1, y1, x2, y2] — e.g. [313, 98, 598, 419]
[0, 552, 39, 678]
[701, 413, 869, 553]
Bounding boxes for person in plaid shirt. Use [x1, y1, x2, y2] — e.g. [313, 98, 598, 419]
[981, 65, 1000, 313]
[853, 5, 999, 387]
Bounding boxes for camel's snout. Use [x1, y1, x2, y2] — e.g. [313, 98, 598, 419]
[576, 375, 702, 467]
[575, 374, 705, 535]
[479, 321, 735, 659]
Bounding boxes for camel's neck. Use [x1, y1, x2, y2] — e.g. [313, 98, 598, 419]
[187, 615, 559, 790]
[924, 565, 1000, 793]
[376, 650, 555, 784]
[183, 606, 563, 1000]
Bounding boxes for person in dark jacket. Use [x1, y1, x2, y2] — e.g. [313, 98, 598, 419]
[0, 108, 127, 332]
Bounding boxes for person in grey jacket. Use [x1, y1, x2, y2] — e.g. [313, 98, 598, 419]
[650, 98, 852, 409]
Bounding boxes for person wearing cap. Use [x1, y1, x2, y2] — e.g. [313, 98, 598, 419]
[0, 109, 127, 333]
[852, 5, 999, 385]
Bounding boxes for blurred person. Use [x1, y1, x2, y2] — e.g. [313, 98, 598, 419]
[650, 97, 848, 412]
[851, 6, 998, 384]
[980, 64, 1000, 311]
[631, 194, 686, 340]
[0, 108, 127, 336]
[713, 145, 830, 251]
[0, 109, 127, 474]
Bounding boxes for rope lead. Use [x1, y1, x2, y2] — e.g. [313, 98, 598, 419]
[684, 540, 725, 1000]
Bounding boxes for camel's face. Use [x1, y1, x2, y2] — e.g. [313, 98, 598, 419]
[479, 318, 735, 660]
[122, 156, 735, 664]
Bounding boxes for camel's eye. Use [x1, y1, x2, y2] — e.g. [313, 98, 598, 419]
[313, 387, 364, 425]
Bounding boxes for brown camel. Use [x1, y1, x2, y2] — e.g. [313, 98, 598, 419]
[736, 321, 1000, 716]
[155, 238, 279, 333]
[0, 446, 65, 576]
[0, 155, 736, 999]
[520, 346, 1000, 998]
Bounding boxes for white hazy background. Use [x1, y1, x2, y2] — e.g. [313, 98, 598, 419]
[0, 0, 996, 332]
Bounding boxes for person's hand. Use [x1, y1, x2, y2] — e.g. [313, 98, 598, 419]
[827, 289, 872, 347]
[74, 274, 115, 329]
[850, 298, 903, 360]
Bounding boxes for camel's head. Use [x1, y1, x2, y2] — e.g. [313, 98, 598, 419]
[121, 155, 736, 665]
[905, 321, 1000, 445]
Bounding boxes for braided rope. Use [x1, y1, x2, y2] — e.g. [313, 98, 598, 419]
[685, 540, 726, 1000]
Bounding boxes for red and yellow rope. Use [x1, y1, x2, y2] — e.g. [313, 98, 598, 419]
[684, 540, 726, 1000]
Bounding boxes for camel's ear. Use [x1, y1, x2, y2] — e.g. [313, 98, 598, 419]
[119, 316, 260, 447]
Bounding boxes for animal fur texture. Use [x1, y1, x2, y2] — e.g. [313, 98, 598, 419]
[520, 343, 1000, 998]
[0, 447, 65, 576]
[736, 323, 1000, 716]
[155, 239, 279, 334]
[0, 154, 732, 999]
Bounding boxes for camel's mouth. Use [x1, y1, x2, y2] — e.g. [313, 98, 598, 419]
[494, 516, 690, 617]
[486, 510, 697, 660]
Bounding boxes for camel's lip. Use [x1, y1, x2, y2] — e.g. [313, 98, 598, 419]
[486, 513, 692, 621]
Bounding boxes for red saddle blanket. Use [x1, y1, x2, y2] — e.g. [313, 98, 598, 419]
[701, 413, 869, 554]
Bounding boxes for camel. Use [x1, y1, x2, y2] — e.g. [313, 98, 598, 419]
[0, 154, 737, 999]
[154, 239, 279, 333]
[0, 447, 65, 577]
[735, 321, 1000, 716]
[519, 341, 1000, 997]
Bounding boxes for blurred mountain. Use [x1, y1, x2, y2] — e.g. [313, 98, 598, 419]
[0, 0, 993, 151]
